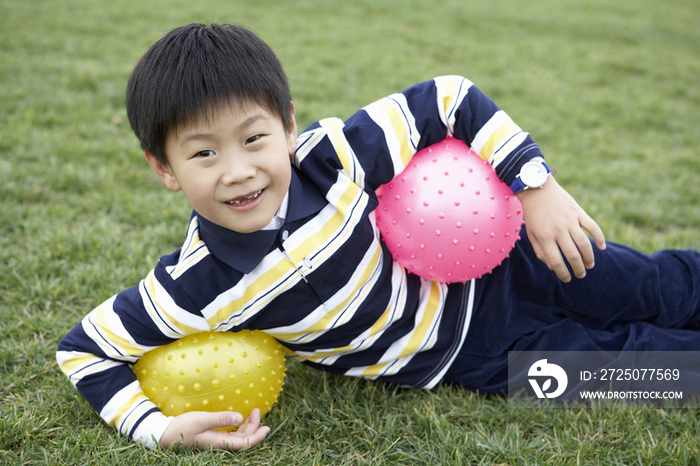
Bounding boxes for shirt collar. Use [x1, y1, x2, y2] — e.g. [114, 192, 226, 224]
[196, 166, 328, 273]
[260, 190, 288, 231]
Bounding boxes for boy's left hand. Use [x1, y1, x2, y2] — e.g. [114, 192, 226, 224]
[159, 408, 270, 451]
[517, 176, 606, 282]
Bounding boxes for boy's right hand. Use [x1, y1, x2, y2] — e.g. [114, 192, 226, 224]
[517, 176, 606, 282]
[159, 408, 270, 451]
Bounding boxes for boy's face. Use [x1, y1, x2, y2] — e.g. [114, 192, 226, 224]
[147, 102, 296, 234]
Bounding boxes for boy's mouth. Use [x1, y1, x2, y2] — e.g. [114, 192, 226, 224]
[224, 189, 265, 207]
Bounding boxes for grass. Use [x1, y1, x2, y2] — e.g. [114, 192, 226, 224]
[1, 0, 699, 464]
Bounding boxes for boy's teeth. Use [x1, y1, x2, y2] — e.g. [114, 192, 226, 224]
[227, 189, 262, 205]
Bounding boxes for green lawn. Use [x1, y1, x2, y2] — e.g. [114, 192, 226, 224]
[2, 0, 700, 464]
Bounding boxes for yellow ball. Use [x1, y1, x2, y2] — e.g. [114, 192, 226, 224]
[135, 330, 286, 423]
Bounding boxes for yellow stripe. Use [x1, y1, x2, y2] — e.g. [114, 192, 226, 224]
[321, 118, 354, 178]
[286, 185, 357, 264]
[372, 98, 414, 168]
[170, 230, 207, 279]
[439, 75, 462, 116]
[300, 280, 440, 366]
[297, 182, 366, 267]
[106, 391, 150, 428]
[477, 119, 520, 162]
[58, 353, 101, 376]
[272, 243, 382, 341]
[143, 272, 205, 335]
[359, 281, 442, 377]
[209, 181, 364, 328]
[438, 75, 466, 140]
[173, 244, 206, 274]
[208, 257, 294, 326]
[294, 128, 325, 165]
[297, 276, 395, 361]
[89, 303, 150, 357]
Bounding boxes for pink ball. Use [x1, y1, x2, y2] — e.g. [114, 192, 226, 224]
[376, 138, 523, 283]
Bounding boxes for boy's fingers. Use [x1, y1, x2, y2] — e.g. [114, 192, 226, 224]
[205, 425, 270, 451]
[195, 410, 269, 451]
[197, 411, 245, 431]
[542, 240, 572, 283]
[237, 425, 271, 449]
[580, 214, 607, 251]
[237, 408, 262, 434]
[560, 240, 587, 279]
[528, 230, 573, 282]
[571, 226, 596, 270]
[161, 411, 247, 450]
[528, 232, 551, 270]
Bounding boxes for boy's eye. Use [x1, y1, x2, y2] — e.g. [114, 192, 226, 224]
[195, 150, 215, 158]
[245, 134, 263, 145]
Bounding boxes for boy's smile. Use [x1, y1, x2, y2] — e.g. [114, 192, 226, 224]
[147, 103, 297, 234]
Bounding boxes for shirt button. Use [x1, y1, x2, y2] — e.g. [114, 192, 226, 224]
[303, 258, 312, 269]
[282, 230, 289, 241]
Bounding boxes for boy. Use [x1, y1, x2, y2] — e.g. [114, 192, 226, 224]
[57, 23, 700, 451]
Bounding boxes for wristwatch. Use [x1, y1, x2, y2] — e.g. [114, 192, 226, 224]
[510, 158, 552, 195]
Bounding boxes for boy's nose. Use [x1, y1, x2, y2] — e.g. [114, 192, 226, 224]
[220, 153, 256, 185]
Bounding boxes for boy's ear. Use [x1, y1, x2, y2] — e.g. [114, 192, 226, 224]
[144, 152, 181, 192]
[286, 103, 298, 156]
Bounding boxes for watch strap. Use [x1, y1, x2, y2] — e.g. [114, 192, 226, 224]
[510, 159, 551, 195]
[510, 176, 527, 195]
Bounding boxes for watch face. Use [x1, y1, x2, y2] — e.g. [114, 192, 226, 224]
[520, 162, 547, 188]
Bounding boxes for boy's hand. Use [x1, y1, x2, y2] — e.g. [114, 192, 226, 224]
[159, 408, 270, 451]
[517, 176, 606, 282]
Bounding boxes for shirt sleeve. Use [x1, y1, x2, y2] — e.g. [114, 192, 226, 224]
[293, 75, 544, 194]
[56, 260, 211, 447]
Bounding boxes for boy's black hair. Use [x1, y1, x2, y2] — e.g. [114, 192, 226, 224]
[126, 23, 293, 165]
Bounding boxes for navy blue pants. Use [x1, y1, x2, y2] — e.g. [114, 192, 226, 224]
[444, 226, 700, 393]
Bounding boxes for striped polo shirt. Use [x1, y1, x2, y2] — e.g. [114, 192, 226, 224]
[57, 76, 544, 446]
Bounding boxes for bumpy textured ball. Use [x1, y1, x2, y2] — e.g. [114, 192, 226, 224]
[135, 330, 286, 424]
[376, 138, 523, 283]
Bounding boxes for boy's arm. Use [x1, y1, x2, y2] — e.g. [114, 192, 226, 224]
[517, 176, 606, 282]
[57, 289, 175, 448]
[57, 267, 269, 449]
[295, 75, 605, 281]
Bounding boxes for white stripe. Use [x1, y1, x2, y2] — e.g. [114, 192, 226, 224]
[132, 411, 173, 449]
[81, 298, 132, 361]
[57, 351, 123, 383]
[166, 217, 210, 279]
[208, 251, 301, 331]
[267, 222, 386, 344]
[180, 216, 199, 258]
[434, 76, 472, 135]
[470, 110, 510, 158]
[296, 260, 410, 365]
[421, 280, 476, 389]
[100, 298, 158, 353]
[100, 380, 147, 427]
[145, 274, 211, 331]
[343, 280, 447, 379]
[375, 282, 446, 372]
[362, 93, 420, 178]
[318, 118, 366, 188]
[166, 244, 208, 280]
[207, 175, 370, 331]
[388, 93, 420, 153]
[293, 126, 325, 167]
[491, 131, 528, 168]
